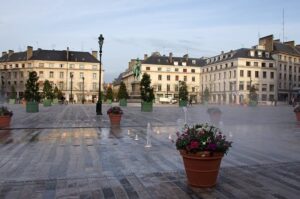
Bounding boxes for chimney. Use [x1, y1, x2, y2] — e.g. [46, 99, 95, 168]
[259, 34, 274, 51]
[221, 51, 224, 54]
[2, 51, 7, 57]
[183, 54, 189, 61]
[168, 52, 173, 63]
[92, 51, 98, 59]
[144, 54, 148, 60]
[284, 41, 295, 47]
[66, 47, 69, 61]
[8, 50, 14, 56]
[27, 46, 33, 60]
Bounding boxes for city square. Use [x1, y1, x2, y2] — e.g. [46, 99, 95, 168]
[0, 104, 299, 198]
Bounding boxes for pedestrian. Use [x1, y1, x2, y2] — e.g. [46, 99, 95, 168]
[189, 98, 192, 106]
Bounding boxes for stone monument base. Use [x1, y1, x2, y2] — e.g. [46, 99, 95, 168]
[128, 81, 141, 103]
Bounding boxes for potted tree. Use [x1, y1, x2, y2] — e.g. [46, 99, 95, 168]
[43, 80, 54, 107]
[107, 106, 123, 126]
[0, 106, 13, 128]
[118, 82, 129, 107]
[140, 73, 155, 112]
[249, 86, 258, 107]
[106, 87, 113, 104]
[52, 86, 60, 105]
[294, 106, 300, 121]
[175, 123, 232, 187]
[203, 87, 210, 105]
[179, 81, 188, 107]
[9, 86, 17, 104]
[24, 71, 40, 112]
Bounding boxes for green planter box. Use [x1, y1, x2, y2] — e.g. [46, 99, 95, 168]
[52, 98, 59, 105]
[107, 99, 112, 104]
[141, 101, 153, 112]
[119, 99, 127, 107]
[43, 99, 52, 107]
[249, 100, 258, 107]
[26, 101, 39, 113]
[179, 100, 187, 107]
[9, 99, 16, 104]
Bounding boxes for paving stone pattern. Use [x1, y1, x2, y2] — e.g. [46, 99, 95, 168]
[0, 104, 299, 198]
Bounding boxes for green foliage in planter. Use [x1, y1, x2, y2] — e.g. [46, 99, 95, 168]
[203, 87, 210, 102]
[179, 81, 188, 101]
[10, 85, 17, 99]
[106, 87, 113, 101]
[140, 73, 155, 103]
[43, 80, 54, 100]
[53, 86, 63, 99]
[117, 82, 129, 100]
[249, 86, 258, 102]
[25, 71, 40, 102]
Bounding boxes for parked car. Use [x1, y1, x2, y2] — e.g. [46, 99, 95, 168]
[159, 97, 177, 104]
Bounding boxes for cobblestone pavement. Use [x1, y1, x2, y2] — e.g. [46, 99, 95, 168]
[0, 104, 299, 198]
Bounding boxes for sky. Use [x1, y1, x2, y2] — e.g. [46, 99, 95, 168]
[1, 0, 300, 82]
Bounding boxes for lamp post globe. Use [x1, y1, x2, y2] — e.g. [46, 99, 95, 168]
[96, 34, 104, 115]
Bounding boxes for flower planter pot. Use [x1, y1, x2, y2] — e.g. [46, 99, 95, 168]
[179, 100, 187, 107]
[109, 114, 122, 126]
[248, 100, 258, 107]
[141, 101, 153, 112]
[119, 99, 127, 107]
[180, 150, 223, 188]
[0, 116, 11, 128]
[295, 112, 300, 121]
[26, 101, 39, 113]
[9, 99, 16, 104]
[43, 99, 52, 107]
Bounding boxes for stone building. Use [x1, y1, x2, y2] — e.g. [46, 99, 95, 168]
[0, 46, 104, 103]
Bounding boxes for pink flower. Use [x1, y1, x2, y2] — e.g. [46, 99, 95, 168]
[190, 141, 199, 149]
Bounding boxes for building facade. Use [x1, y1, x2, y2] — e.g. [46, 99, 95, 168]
[0, 46, 104, 103]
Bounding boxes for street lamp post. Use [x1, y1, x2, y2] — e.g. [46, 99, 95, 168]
[82, 76, 85, 104]
[96, 34, 104, 115]
[70, 73, 73, 103]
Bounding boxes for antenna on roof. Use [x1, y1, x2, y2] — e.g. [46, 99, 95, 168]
[282, 8, 285, 43]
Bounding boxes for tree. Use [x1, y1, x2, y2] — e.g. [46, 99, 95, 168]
[117, 82, 129, 100]
[10, 85, 17, 99]
[106, 87, 113, 101]
[43, 80, 54, 100]
[25, 71, 40, 102]
[140, 73, 155, 102]
[179, 81, 188, 101]
[203, 87, 210, 102]
[53, 86, 59, 98]
[249, 86, 258, 102]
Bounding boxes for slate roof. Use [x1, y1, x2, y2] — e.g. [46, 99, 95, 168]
[273, 42, 300, 56]
[113, 72, 125, 86]
[143, 54, 206, 67]
[0, 49, 99, 63]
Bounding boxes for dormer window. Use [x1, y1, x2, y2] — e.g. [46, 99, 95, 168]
[192, 60, 196, 64]
[182, 62, 186, 66]
[250, 50, 255, 57]
[258, 51, 262, 57]
[174, 61, 178, 66]
[265, 52, 270, 58]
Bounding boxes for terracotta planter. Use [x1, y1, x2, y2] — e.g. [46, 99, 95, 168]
[180, 150, 223, 187]
[109, 114, 122, 126]
[0, 115, 12, 128]
[296, 112, 300, 121]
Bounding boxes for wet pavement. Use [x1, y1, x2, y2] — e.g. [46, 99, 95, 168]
[0, 104, 299, 198]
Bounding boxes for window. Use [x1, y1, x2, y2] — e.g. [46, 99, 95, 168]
[269, 63, 274, 68]
[39, 71, 44, 78]
[269, 94, 274, 101]
[167, 75, 170, 81]
[231, 62, 234, 67]
[146, 67, 150, 71]
[183, 69, 187, 73]
[166, 68, 171, 72]
[39, 63, 44, 67]
[262, 84, 267, 91]
[262, 94, 267, 101]
[15, 64, 19, 68]
[158, 84, 162, 91]
[279, 73, 282, 79]
[218, 73, 221, 80]
[175, 68, 179, 72]
[92, 65, 97, 70]
[158, 75, 162, 80]
[20, 72, 23, 78]
[255, 71, 259, 78]
[14, 72, 17, 78]
[192, 60, 196, 64]
[70, 64, 75, 69]
[175, 75, 179, 81]
[167, 84, 170, 92]
[49, 63, 54, 68]
[93, 83, 97, 90]
[240, 70, 244, 77]
[254, 62, 258, 67]
[22, 64, 25, 68]
[60, 64, 64, 68]
[59, 72, 64, 78]
[80, 72, 84, 78]
[247, 70, 251, 78]
[263, 71, 267, 78]
[239, 81, 244, 90]
[192, 87, 195, 92]
[234, 71, 236, 78]
[158, 67, 161, 71]
[80, 65, 84, 69]
[59, 82, 64, 90]
[269, 84, 274, 92]
[192, 76, 195, 82]
[175, 85, 178, 92]
[262, 63, 266, 67]
[184, 76, 187, 81]
[270, 72, 274, 79]
[49, 71, 54, 78]
[246, 62, 250, 66]
[191, 69, 195, 73]
[93, 73, 97, 79]
[224, 72, 226, 79]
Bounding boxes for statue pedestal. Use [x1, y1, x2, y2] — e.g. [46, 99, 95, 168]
[128, 81, 141, 103]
